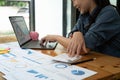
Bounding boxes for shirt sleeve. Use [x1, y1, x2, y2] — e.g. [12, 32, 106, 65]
[84, 7, 120, 50]
[68, 15, 82, 36]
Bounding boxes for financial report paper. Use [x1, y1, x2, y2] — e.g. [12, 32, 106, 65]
[0, 42, 97, 80]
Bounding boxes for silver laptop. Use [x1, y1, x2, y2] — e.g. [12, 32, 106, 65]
[9, 16, 57, 50]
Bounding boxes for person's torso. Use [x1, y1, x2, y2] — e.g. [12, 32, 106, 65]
[79, 6, 120, 57]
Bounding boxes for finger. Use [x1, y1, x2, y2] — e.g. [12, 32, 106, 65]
[40, 37, 46, 44]
[71, 44, 77, 57]
[69, 41, 76, 57]
[82, 42, 88, 53]
[68, 43, 73, 57]
[76, 43, 82, 57]
[67, 41, 72, 53]
[67, 41, 73, 57]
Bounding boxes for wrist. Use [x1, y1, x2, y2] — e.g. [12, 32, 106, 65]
[72, 32, 82, 38]
[54, 35, 61, 41]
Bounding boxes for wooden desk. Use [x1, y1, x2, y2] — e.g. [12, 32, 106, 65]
[0, 43, 120, 80]
[38, 45, 120, 80]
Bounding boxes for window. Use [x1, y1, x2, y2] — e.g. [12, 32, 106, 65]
[65, 0, 76, 37]
[110, 0, 117, 5]
[35, 0, 63, 39]
[0, 0, 33, 37]
[63, 0, 73, 37]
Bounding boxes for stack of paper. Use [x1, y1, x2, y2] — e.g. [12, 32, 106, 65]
[0, 42, 97, 80]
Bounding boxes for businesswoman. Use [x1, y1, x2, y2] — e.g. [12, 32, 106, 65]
[41, 0, 120, 57]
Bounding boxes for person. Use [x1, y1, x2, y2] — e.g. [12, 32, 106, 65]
[40, 0, 120, 58]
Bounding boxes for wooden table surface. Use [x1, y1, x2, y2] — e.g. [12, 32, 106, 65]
[38, 45, 120, 80]
[0, 40, 120, 80]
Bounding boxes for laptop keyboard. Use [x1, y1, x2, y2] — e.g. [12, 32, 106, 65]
[24, 40, 57, 49]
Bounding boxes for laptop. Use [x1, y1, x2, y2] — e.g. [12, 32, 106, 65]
[9, 16, 57, 50]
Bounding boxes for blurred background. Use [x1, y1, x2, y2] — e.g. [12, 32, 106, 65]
[0, 0, 119, 41]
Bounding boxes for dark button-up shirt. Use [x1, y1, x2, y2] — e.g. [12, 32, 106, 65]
[69, 5, 120, 57]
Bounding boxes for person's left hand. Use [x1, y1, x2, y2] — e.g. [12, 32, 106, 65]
[67, 32, 88, 57]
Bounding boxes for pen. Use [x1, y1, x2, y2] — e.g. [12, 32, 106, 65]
[0, 50, 10, 54]
[71, 58, 96, 65]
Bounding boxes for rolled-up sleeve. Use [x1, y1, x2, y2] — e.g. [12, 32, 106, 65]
[84, 7, 120, 49]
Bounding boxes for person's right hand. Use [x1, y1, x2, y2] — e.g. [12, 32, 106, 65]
[67, 32, 88, 57]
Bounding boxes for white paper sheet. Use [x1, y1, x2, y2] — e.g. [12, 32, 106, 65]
[52, 53, 82, 63]
[0, 42, 97, 80]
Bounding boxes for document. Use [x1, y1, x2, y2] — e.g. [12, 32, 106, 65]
[52, 53, 82, 63]
[0, 42, 97, 80]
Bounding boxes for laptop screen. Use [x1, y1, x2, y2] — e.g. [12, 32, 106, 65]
[9, 16, 31, 45]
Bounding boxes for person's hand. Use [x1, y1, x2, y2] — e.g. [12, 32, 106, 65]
[67, 32, 88, 57]
[40, 35, 57, 45]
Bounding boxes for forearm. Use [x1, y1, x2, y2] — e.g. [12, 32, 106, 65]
[55, 35, 70, 48]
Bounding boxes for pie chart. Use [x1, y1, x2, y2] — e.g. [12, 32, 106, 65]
[55, 63, 68, 69]
[71, 70, 85, 75]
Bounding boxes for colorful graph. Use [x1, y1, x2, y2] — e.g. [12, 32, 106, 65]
[71, 70, 85, 75]
[55, 63, 68, 69]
